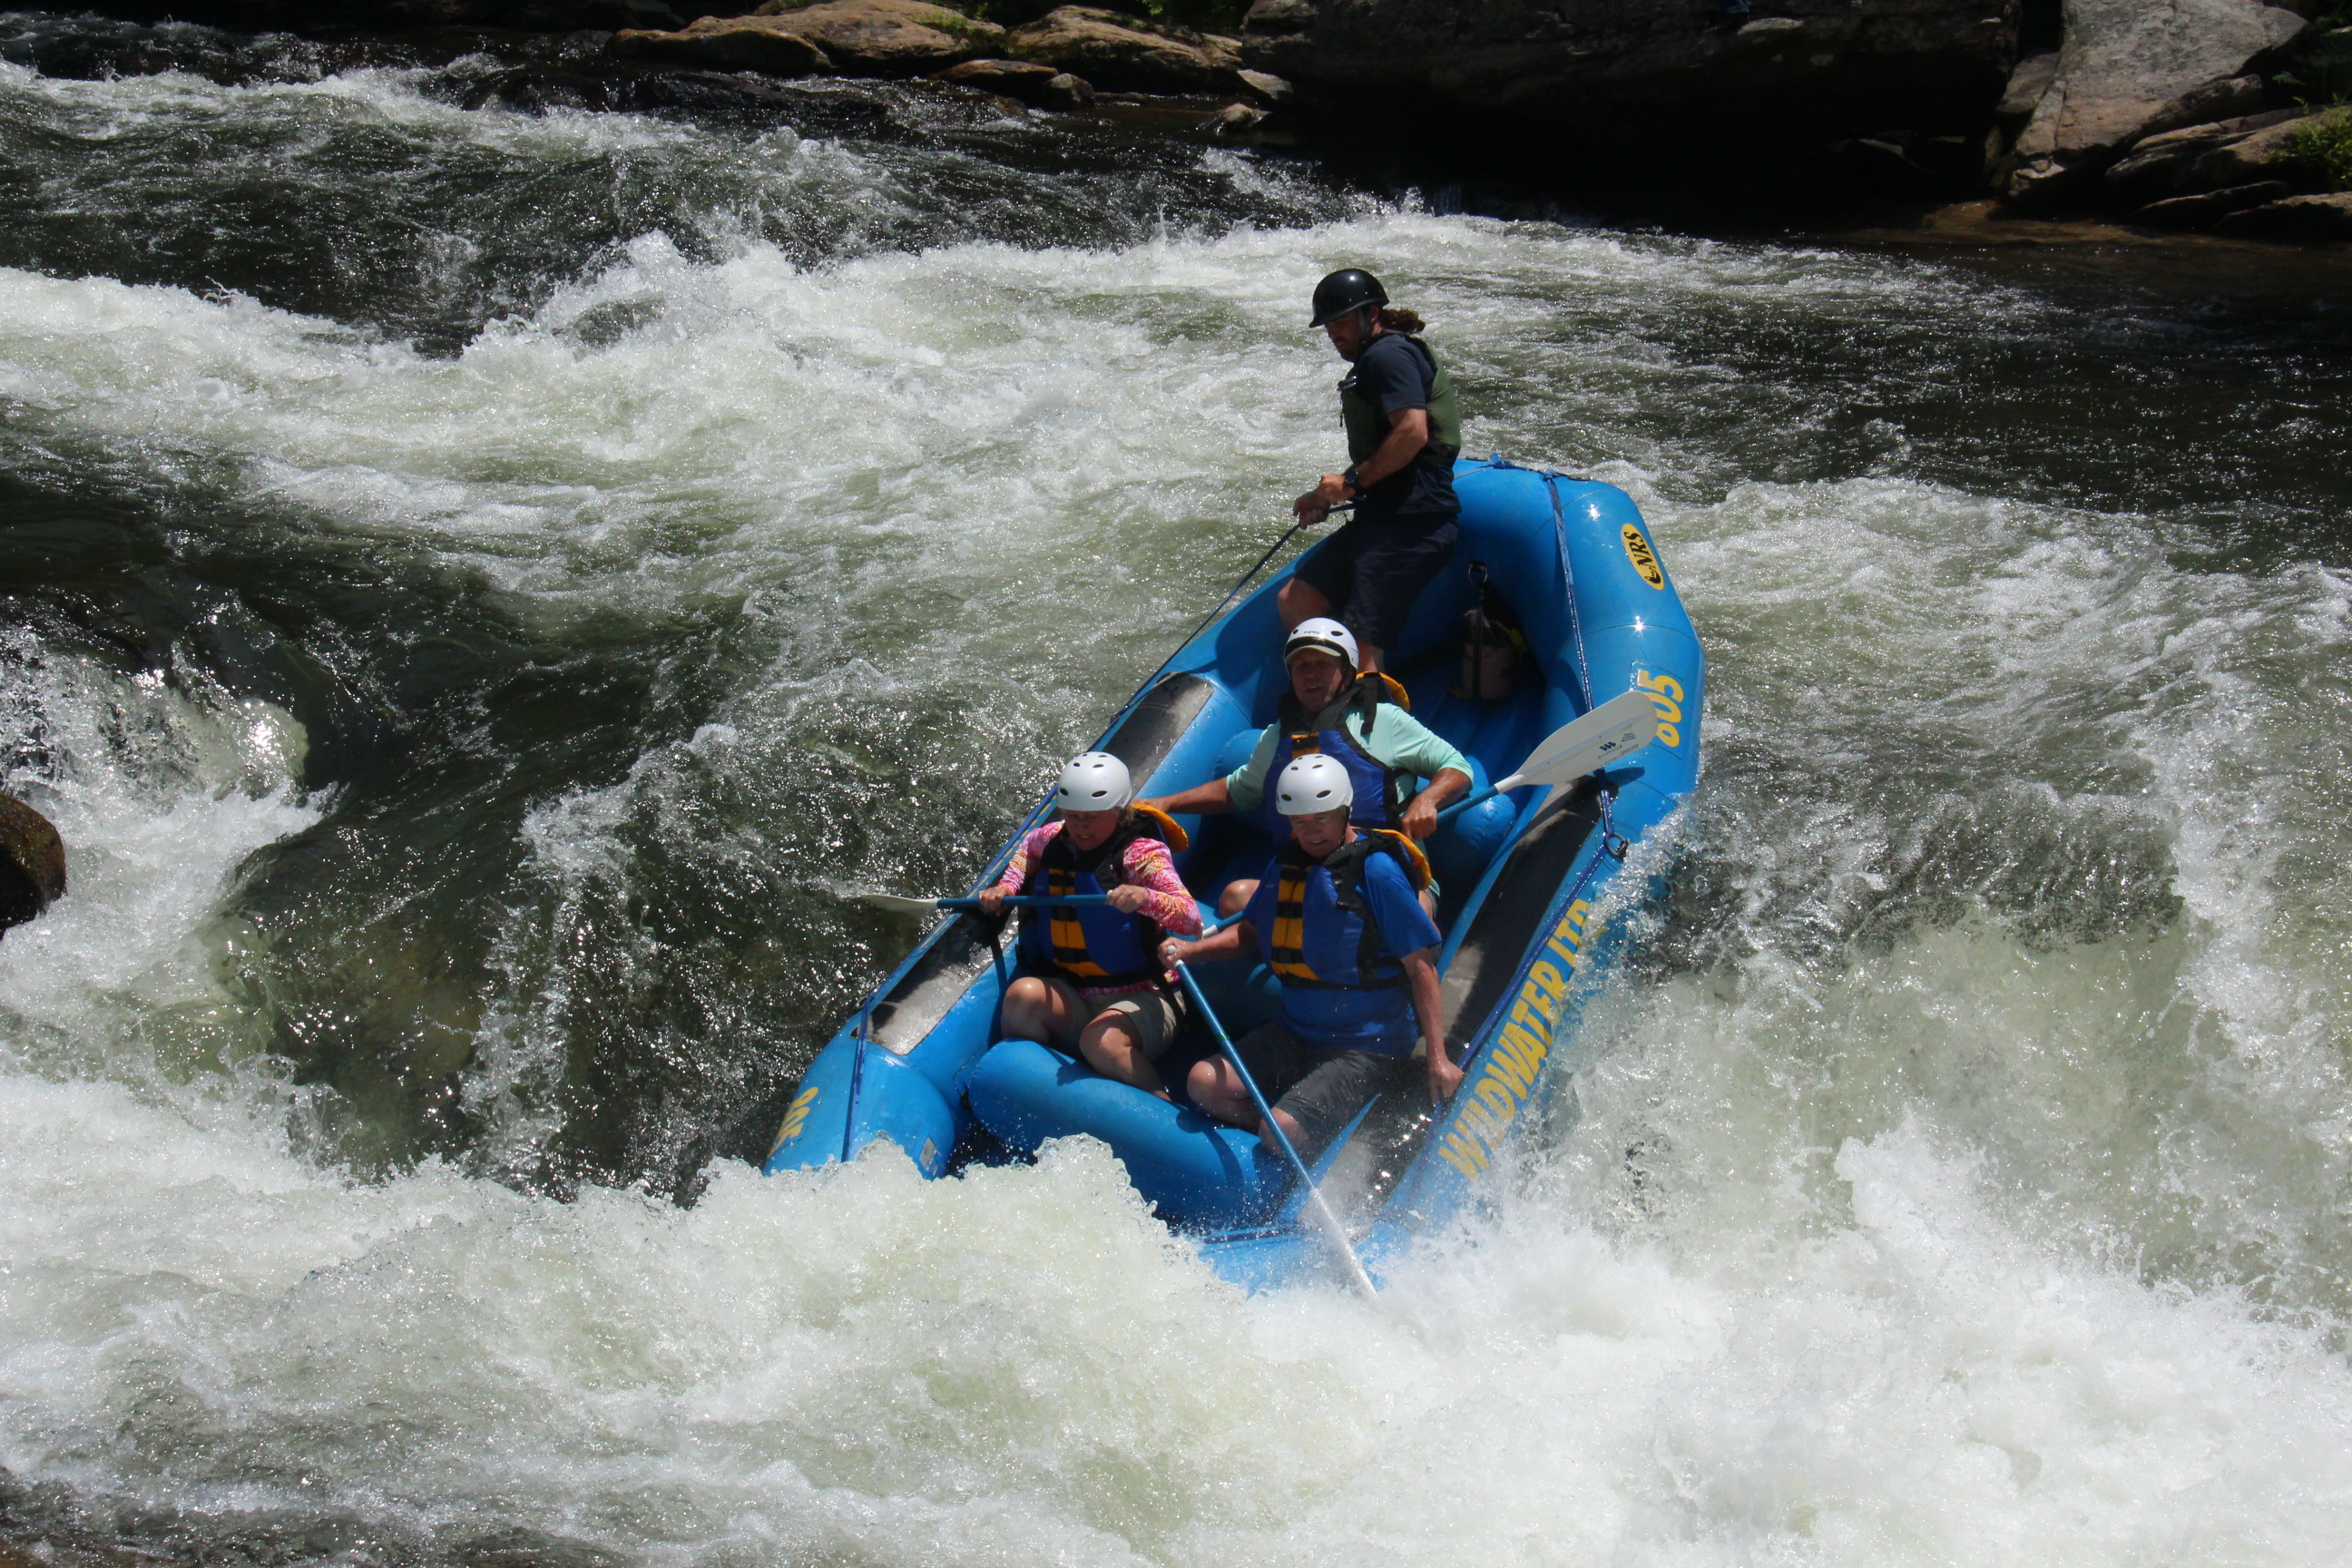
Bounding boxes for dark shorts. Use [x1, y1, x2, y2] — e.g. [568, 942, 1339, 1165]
[1232, 1018, 1406, 1159]
[1293, 508, 1459, 653]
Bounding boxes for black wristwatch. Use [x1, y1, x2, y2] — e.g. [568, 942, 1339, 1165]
[1341, 466, 1362, 496]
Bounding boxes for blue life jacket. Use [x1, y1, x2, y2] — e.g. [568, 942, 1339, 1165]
[1017, 808, 1185, 991]
[1256, 675, 1411, 848]
[1259, 829, 1434, 1054]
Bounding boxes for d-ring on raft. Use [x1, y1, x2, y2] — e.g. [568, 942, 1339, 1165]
[764, 457, 1706, 1293]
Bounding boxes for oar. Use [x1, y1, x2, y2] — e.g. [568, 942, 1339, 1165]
[1172, 962, 1377, 1300]
[1435, 689, 1662, 825]
[856, 892, 1111, 917]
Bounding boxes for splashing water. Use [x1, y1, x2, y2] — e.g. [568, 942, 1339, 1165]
[6, 20, 2352, 1564]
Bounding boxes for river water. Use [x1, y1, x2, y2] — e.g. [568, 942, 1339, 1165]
[5, 13, 2352, 1565]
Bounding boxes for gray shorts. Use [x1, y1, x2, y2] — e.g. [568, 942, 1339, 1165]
[1232, 1018, 1406, 1159]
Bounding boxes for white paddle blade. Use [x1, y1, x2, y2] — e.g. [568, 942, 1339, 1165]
[1513, 689, 1662, 788]
[855, 891, 946, 916]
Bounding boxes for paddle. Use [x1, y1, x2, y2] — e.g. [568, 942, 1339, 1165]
[1172, 962, 1377, 1300]
[856, 892, 1112, 917]
[1434, 689, 1662, 825]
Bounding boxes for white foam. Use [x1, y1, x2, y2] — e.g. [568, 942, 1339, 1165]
[5, 100, 2352, 1557]
[0, 637, 317, 1086]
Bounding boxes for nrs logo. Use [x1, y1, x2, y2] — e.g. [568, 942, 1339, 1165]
[1621, 524, 1666, 589]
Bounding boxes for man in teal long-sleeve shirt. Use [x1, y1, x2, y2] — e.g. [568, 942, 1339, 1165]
[1142, 618, 1470, 916]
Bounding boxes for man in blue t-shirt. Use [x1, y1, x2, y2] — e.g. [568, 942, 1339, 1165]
[1279, 267, 1465, 674]
[1159, 754, 1465, 1159]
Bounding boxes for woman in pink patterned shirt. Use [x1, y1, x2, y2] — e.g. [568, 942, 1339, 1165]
[977, 752, 1202, 1098]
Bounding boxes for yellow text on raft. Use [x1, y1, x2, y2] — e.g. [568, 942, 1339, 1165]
[1436, 898, 1593, 1176]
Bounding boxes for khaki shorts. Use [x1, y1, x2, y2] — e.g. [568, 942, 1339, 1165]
[1035, 977, 1182, 1058]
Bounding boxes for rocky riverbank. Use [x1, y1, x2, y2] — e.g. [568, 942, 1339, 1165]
[8, 0, 2350, 242]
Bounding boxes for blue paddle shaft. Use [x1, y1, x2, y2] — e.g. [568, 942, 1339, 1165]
[940, 894, 1111, 909]
[1434, 782, 1501, 824]
[1173, 964, 1315, 1185]
[1172, 963, 1377, 1297]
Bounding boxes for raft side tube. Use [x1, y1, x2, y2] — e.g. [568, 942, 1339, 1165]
[965, 1037, 1285, 1227]
[763, 1028, 958, 1176]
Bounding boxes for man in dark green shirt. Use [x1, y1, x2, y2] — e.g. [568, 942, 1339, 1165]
[1280, 268, 1464, 673]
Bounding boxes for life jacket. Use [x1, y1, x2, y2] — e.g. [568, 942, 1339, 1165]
[1257, 672, 1414, 848]
[1017, 805, 1190, 990]
[1264, 828, 1434, 991]
[1338, 334, 1463, 477]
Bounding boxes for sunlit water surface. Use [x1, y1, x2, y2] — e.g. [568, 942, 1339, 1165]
[5, 16, 2352, 1565]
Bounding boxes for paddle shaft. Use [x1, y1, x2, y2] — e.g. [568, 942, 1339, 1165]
[939, 894, 1111, 910]
[1433, 774, 1521, 826]
[1173, 963, 1377, 1299]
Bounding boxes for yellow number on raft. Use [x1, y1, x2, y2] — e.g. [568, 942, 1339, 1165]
[1633, 669, 1685, 748]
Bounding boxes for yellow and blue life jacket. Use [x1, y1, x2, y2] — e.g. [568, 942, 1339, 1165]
[1264, 828, 1434, 992]
[1258, 674, 1416, 848]
[1017, 805, 1190, 990]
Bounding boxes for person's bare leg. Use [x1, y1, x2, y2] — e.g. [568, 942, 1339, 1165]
[1277, 576, 1332, 631]
[1217, 878, 1259, 918]
[1186, 1057, 1307, 1154]
[1357, 641, 1385, 673]
[1187, 1057, 1258, 1129]
[1078, 1011, 1170, 1097]
[1259, 1106, 1308, 1157]
[1419, 887, 1436, 920]
[1000, 976, 1079, 1044]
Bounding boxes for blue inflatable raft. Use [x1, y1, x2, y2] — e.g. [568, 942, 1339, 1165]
[765, 457, 1704, 1291]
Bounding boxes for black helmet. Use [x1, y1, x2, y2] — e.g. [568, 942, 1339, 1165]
[1308, 268, 1387, 328]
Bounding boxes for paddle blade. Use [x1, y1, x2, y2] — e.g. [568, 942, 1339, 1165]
[853, 891, 947, 917]
[1511, 689, 1662, 789]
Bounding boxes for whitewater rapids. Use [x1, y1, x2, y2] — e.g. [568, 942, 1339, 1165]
[5, 29, 2352, 1565]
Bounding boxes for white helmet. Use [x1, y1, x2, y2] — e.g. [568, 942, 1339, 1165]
[1284, 617, 1357, 670]
[1054, 751, 1132, 811]
[1274, 753, 1354, 816]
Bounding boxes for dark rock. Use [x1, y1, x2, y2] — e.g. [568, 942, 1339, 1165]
[1241, 0, 1313, 34]
[1995, 49, 2060, 132]
[2213, 191, 2352, 239]
[934, 55, 1060, 93]
[1999, 0, 2308, 208]
[2135, 73, 2269, 142]
[1040, 70, 1093, 109]
[1007, 6, 1242, 94]
[750, 0, 1006, 74]
[1984, 50, 2051, 181]
[2132, 179, 2290, 228]
[611, 16, 835, 75]
[1807, 129, 1991, 199]
[0, 795, 65, 935]
[1231, 0, 2019, 151]
[931, 56, 1095, 105]
[2183, 109, 2329, 189]
[613, 1, 1004, 78]
[2103, 106, 2310, 202]
[1210, 100, 1267, 135]
[1235, 67, 1292, 105]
